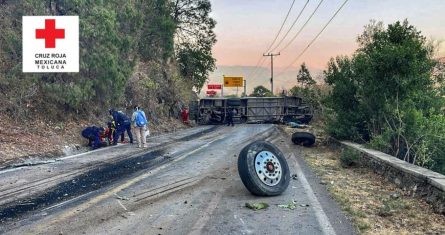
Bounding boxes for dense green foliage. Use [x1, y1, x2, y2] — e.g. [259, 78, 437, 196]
[172, 0, 216, 92]
[323, 20, 445, 173]
[0, 0, 216, 120]
[250, 85, 273, 97]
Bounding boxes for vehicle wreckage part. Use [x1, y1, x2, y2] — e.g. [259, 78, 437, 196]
[291, 132, 316, 147]
[227, 98, 241, 106]
[238, 140, 290, 196]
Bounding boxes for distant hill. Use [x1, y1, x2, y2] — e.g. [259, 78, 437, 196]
[202, 65, 323, 97]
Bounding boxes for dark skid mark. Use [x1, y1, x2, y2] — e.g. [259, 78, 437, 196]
[0, 149, 165, 224]
[176, 125, 219, 141]
[0, 126, 219, 224]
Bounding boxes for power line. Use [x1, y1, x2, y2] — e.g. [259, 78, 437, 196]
[268, 0, 310, 53]
[277, 0, 350, 76]
[277, 0, 325, 52]
[252, 56, 266, 77]
[264, 0, 297, 53]
[248, 0, 297, 80]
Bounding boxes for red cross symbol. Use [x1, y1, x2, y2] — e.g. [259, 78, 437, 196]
[35, 19, 65, 48]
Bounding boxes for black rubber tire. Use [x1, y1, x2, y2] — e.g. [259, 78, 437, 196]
[227, 98, 241, 106]
[237, 141, 290, 196]
[291, 132, 316, 147]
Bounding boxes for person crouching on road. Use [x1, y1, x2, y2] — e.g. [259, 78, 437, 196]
[81, 126, 107, 150]
[109, 109, 134, 145]
[132, 105, 148, 148]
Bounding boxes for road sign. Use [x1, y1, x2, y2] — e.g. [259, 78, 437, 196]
[208, 84, 222, 90]
[224, 76, 244, 87]
[206, 90, 217, 95]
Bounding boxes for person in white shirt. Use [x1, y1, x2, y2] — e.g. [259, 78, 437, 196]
[131, 105, 148, 148]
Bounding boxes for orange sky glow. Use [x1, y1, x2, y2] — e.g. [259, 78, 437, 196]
[211, 0, 445, 71]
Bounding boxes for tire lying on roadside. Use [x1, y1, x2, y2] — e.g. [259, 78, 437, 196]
[291, 132, 316, 147]
[238, 140, 290, 196]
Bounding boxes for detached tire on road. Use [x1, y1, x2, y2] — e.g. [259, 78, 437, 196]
[238, 141, 290, 196]
[291, 132, 316, 147]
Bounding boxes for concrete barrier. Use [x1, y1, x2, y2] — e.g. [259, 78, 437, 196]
[340, 141, 445, 215]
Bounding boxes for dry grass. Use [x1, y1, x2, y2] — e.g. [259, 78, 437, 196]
[303, 145, 445, 234]
[0, 114, 188, 167]
[282, 126, 445, 234]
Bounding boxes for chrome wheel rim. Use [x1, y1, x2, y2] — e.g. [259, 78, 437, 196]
[254, 150, 282, 186]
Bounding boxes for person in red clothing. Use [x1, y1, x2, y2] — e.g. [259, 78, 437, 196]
[181, 107, 189, 124]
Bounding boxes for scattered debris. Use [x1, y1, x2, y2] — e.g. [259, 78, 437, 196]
[288, 122, 308, 129]
[278, 200, 297, 210]
[10, 159, 61, 168]
[163, 155, 172, 159]
[115, 193, 130, 201]
[299, 204, 310, 207]
[16, 202, 35, 206]
[245, 202, 269, 210]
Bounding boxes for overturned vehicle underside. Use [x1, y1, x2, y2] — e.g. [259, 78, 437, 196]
[190, 96, 312, 125]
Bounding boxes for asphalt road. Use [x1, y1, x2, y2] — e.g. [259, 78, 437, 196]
[0, 124, 356, 235]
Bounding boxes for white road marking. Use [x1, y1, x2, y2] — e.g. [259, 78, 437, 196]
[0, 144, 124, 175]
[116, 199, 127, 211]
[31, 134, 228, 233]
[291, 153, 336, 235]
[41, 191, 96, 212]
[58, 143, 123, 161]
[0, 167, 26, 175]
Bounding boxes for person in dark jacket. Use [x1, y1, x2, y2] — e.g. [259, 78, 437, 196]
[227, 108, 236, 126]
[81, 126, 106, 150]
[109, 109, 134, 145]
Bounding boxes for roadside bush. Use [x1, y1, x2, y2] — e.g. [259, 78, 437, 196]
[378, 197, 410, 217]
[323, 20, 445, 174]
[340, 148, 361, 168]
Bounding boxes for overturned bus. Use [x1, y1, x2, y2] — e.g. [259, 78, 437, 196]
[190, 96, 312, 125]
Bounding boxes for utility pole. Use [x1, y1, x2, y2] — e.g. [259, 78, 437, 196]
[243, 79, 247, 97]
[222, 75, 225, 97]
[263, 52, 280, 95]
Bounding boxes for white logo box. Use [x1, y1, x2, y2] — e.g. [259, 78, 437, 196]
[23, 16, 79, 73]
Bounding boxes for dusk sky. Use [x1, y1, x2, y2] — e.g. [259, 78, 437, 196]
[210, 0, 445, 71]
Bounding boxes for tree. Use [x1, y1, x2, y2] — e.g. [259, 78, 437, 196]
[250, 85, 273, 97]
[296, 63, 316, 87]
[324, 19, 445, 173]
[176, 43, 215, 92]
[172, 0, 217, 92]
[0, 0, 194, 119]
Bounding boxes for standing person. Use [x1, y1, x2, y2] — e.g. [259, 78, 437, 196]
[109, 109, 134, 145]
[132, 105, 148, 148]
[227, 108, 236, 126]
[181, 107, 189, 125]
